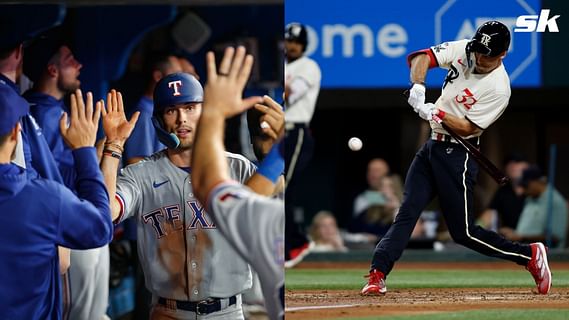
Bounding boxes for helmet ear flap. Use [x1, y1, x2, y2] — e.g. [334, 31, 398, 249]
[465, 40, 474, 68]
[151, 116, 180, 149]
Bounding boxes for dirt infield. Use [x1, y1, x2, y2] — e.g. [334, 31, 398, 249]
[285, 262, 569, 319]
[286, 288, 569, 319]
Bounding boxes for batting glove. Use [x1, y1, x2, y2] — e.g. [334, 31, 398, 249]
[416, 103, 436, 121]
[407, 83, 426, 111]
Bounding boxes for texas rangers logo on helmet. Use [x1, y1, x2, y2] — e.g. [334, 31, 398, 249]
[168, 80, 183, 96]
[480, 33, 492, 47]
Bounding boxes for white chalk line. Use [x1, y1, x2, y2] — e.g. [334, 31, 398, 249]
[286, 303, 365, 312]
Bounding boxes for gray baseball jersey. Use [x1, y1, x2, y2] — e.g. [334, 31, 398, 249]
[207, 182, 284, 320]
[115, 150, 256, 302]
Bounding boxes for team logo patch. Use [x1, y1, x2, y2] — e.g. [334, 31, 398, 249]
[168, 80, 183, 96]
[480, 33, 492, 47]
[432, 43, 447, 53]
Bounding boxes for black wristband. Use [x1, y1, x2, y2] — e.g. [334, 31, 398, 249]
[103, 150, 122, 160]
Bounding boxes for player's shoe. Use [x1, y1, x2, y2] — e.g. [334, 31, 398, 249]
[361, 269, 386, 296]
[526, 242, 551, 294]
[284, 241, 314, 269]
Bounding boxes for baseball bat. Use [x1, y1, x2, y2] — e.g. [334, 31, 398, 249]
[437, 120, 509, 186]
[403, 90, 509, 186]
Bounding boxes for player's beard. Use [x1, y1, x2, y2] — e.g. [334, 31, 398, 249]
[58, 76, 80, 94]
[174, 132, 194, 151]
[177, 140, 193, 151]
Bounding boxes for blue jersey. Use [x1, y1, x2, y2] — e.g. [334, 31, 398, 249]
[0, 75, 63, 184]
[25, 91, 75, 188]
[0, 148, 112, 320]
[123, 96, 164, 162]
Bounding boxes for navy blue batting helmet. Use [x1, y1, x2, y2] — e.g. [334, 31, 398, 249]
[285, 22, 308, 51]
[152, 72, 203, 149]
[468, 21, 510, 56]
[466, 21, 510, 67]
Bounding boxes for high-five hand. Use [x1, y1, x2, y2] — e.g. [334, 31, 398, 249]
[101, 89, 140, 146]
[203, 46, 263, 118]
[60, 89, 102, 149]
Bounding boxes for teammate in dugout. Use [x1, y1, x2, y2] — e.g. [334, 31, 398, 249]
[0, 84, 113, 319]
[361, 21, 552, 296]
[23, 32, 110, 320]
[192, 46, 285, 320]
[99, 71, 283, 318]
[0, 27, 71, 298]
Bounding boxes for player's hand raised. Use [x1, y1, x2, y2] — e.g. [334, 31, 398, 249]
[203, 46, 263, 118]
[60, 89, 102, 150]
[101, 89, 140, 146]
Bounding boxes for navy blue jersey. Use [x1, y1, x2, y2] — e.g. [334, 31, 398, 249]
[0, 148, 112, 320]
[25, 91, 76, 189]
[0, 75, 63, 185]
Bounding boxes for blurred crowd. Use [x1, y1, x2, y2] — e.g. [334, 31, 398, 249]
[299, 154, 568, 255]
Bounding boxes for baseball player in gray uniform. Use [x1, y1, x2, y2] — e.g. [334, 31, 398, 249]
[99, 69, 277, 319]
[192, 46, 285, 320]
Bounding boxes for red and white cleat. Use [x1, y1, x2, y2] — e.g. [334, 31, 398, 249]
[361, 269, 387, 296]
[526, 242, 552, 294]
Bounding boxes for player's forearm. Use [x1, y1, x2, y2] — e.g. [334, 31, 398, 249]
[192, 111, 230, 204]
[410, 54, 430, 85]
[246, 140, 283, 196]
[100, 154, 122, 221]
[439, 112, 481, 136]
[245, 174, 276, 196]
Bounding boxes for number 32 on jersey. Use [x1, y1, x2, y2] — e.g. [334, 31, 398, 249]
[455, 88, 477, 110]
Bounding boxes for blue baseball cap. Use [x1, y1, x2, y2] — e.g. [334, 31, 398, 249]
[0, 84, 29, 135]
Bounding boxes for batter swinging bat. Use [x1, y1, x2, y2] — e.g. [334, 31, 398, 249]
[403, 90, 509, 186]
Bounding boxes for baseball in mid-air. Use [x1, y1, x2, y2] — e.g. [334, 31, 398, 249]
[348, 137, 363, 151]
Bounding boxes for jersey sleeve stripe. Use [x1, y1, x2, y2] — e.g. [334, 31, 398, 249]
[406, 48, 438, 69]
[114, 193, 125, 224]
[206, 180, 239, 212]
